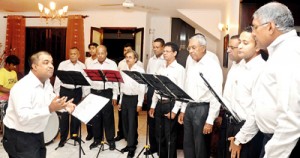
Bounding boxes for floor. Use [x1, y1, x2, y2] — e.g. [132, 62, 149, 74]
[0, 107, 184, 158]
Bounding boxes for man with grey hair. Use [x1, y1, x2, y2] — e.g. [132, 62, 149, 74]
[178, 33, 223, 158]
[229, 2, 300, 158]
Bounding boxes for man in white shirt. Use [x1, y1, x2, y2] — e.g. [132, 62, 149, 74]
[178, 33, 223, 158]
[230, 2, 300, 158]
[118, 50, 146, 158]
[118, 43, 144, 70]
[54, 47, 87, 147]
[217, 34, 243, 158]
[3, 51, 75, 158]
[84, 42, 98, 141]
[145, 38, 165, 155]
[225, 27, 265, 158]
[87, 45, 118, 151]
[149, 42, 185, 158]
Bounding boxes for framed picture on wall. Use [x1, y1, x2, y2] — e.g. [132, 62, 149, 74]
[223, 34, 229, 68]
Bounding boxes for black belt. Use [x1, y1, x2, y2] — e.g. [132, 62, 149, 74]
[159, 99, 171, 104]
[91, 88, 112, 94]
[123, 94, 138, 97]
[189, 102, 209, 107]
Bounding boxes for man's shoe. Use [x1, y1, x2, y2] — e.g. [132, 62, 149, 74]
[127, 150, 135, 158]
[86, 135, 93, 141]
[89, 141, 100, 149]
[114, 135, 124, 141]
[121, 146, 129, 153]
[58, 140, 65, 147]
[109, 142, 116, 150]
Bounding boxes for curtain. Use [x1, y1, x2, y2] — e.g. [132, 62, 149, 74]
[66, 15, 85, 63]
[5, 15, 26, 74]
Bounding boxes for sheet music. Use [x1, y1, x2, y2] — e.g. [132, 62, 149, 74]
[72, 94, 109, 124]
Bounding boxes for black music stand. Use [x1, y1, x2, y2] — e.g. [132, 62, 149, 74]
[123, 71, 192, 158]
[122, 70, 153, 158]
[54, 70, 90, 158]
[84, 69, 123, 157]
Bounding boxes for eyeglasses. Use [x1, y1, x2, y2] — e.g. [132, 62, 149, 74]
[227, 46, 238, 50]
[251, 22, 269, 30]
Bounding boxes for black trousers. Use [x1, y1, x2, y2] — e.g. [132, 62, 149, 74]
[116, 95, 123, 137]
[147, 87, 157, 152]
[3, 126, 46, 158]
[183, 102, 210, 158]
[260, 133, 300, 158]
[224, 117, 263, 158]
[91, 89, 115, 143]
[154, 100, 178, 158]
[59, 87, 82, 142]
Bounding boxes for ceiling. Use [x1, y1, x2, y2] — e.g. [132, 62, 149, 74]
[0, 0, 227, 16]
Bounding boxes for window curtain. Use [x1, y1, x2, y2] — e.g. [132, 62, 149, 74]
[5, 15, 26, 74]
[66, 15, 85, 63]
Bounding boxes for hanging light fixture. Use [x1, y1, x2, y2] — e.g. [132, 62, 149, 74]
[38, 1, 68, 23]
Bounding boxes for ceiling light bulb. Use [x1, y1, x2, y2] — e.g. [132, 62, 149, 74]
[38, 3, 44, 12]
[49, 1, 56, 10]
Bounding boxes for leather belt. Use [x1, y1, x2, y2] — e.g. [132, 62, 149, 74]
[91, 88, 112, 94]
[159, 99, 171, 104]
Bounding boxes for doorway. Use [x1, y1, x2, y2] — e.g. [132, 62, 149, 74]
[90, 27, 144, 65]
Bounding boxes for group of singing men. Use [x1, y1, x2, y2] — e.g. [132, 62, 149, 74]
[2, 2, 300, 158]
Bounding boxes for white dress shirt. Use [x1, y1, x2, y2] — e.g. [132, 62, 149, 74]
[146, 55, 165, 74]
[85, 58, 119, 100]
[54, 59, 89, 97]
[4, 71, 55, 133]
[231, 56, 265, 145]
[181, 51, 223, 125]
[118, 58, 144, 70]
[119, 63, 146, 107]
[150, 60, 185, 114]
[253, 30, 300, 158]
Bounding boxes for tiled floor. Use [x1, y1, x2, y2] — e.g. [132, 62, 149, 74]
[0, 107, 184, 158]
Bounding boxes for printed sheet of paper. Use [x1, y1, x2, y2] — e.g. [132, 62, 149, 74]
[72, 93, 109, 124]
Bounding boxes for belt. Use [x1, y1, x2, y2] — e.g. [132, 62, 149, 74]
[123, 94, 138, 97]
[91, 88, 112, 94]
[159, 99, 171, 104]
[189, 102, 209, 107]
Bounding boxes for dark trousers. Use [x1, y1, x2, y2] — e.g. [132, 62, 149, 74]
[155, 100, 178, 158]
[86, 120, 93, 137]
[116, 95, 123, 137]
[183, 102, 210, 158]
[59, 87, 82, 142]
[147, 87, 158, 152]
[3, 126, 46, 158]
[260, 133, 300, 158]
[91, 89, 115, 143]
[121, 94, 138, 151]
[224, 117, 263, 158]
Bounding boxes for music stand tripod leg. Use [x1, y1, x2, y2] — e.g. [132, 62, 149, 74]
[136, 112, 154, 158]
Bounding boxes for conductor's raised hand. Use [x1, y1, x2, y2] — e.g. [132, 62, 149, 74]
[178, 112, 185, 124]
[49, 96, 68, 113]
[149, 108, 155, 118]
[65, 98, 76, 114]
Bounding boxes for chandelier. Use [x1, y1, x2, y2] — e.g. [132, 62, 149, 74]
[38, 1, 68, 22]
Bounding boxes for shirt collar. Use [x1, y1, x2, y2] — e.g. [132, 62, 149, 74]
[163, 60, 177, 68]
[267, 29, 297, 57]
[244, 55, 262, 70]
[28, 71, 51, 88]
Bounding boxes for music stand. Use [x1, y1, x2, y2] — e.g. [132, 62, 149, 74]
[55, 70, 90, 158]
[123, 71, 192, 158]
[84, 69, 123, 157]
